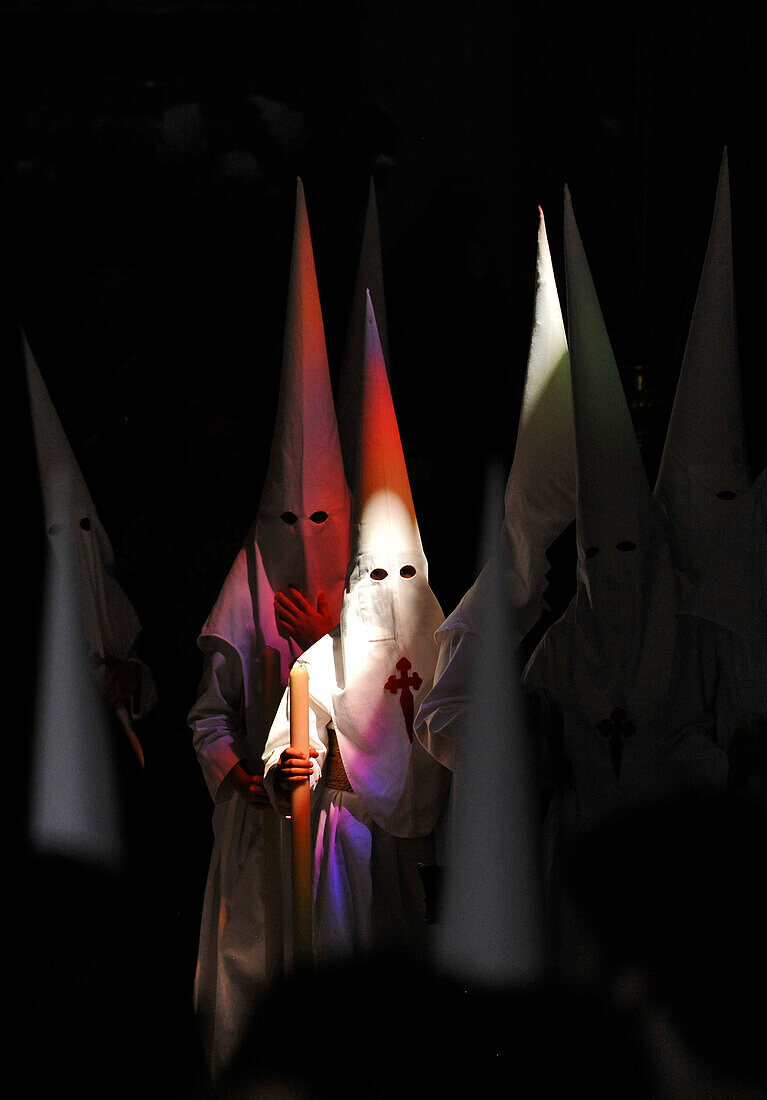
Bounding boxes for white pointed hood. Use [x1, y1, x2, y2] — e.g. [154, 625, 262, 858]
[332, 293, 447, 836]
[436, 466, 545, 986]
[336, 177, 390, 491]
[30, 465, 124, 870]
[654, 148, 750, 581]
[201, 180, 352, 714]
[24, 332, 141, 668]
[440, 207, 576, 643]
[525, 190, 678, 723]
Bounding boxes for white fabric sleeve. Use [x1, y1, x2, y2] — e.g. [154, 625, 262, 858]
[188, 641, 246, 803]
[262, 681, 331, 813]
[413, 627, 473, 772]
[661, 618, 728, 798]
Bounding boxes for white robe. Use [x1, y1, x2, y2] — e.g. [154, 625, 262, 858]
[678, 469, 767, 746]
[414, 560, 550, 775]
[678, 618, 767, 752]
[188, 638, 278, 1080]
[524, 613, 728, 902]
[263, 631, 447, 962]
[414, 612, 473, 775]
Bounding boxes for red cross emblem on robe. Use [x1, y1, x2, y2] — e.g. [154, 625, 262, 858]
[384, 657, 422, 743]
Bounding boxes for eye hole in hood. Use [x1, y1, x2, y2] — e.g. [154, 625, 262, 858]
[400, 565, 416, 578]
[370, 568, 388, 581]
[280, 511, 298, 524]
[615, 541, 636, 552]
[310, 511, 329, 524]
[716, 490, 737, 500]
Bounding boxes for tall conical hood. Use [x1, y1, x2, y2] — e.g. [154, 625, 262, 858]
[201, 180, 351, 710]
[350, 290, 420, 564]
[524, 189, 678, 721]
[30, 465, 124, 870]
[501, 206, 576, 636]
[24, 332, 95, 528]
[436, 466, 545, 986]
[24, 333, 141, 665]
[564, 187, 655, 587]
[425, 206, 575, 644]
[332, 294, 447, 836]
[654, 148, 750, 580]
[337, 177, 390, 490]
[256, 177, 352, 592]
[414, 209, 575, 771]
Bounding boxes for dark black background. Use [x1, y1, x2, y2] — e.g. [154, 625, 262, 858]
[4, 1, 766, 603]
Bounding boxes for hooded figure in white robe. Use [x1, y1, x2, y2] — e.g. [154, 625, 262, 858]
[263, 293, 450, 961]
[415, 208, 576, 775]
[651, 150, 763, 803]
[188, 180, 352, 1077]
[523, 191, 729, 899]
[24, 334, 155, 751]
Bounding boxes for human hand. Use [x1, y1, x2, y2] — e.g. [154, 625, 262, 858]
[230, 763, 272, 807]
[102, 655, 143, 708]
[274, 587, 336, 650]
[276, 746, 319, 790]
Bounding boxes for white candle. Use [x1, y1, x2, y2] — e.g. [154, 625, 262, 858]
[289, 663, 313, 968]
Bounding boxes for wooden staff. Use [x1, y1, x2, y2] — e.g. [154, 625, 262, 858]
[115, 704, 145, 769]
[94, 654, 144, 768]
[261, 646, 285, 984]
[289, 663, 313, 969]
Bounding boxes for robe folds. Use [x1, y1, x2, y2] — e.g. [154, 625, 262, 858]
[414, 600, 475, 774]
[263, 631, 450, 961]
[188, 640, 272, 1080]
[680, 467, 767, 749]
[523, 612, 729, 901]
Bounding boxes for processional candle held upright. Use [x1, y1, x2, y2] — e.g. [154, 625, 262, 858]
[289, 663, 312, 968]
